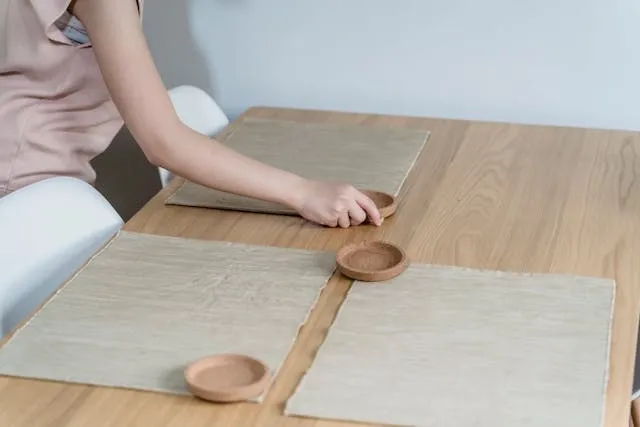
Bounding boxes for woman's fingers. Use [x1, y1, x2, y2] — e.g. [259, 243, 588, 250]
[325, 216, 339, 227]
[306, 183, 383, 228]
[347, 200, 367, 225]
[354, 191, 382, 226]
[338, 211, 351, 228]
[329, 190, 381, 228]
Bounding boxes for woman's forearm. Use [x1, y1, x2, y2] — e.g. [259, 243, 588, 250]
[151, 124, 309, 209]
[75, 0, 307, 212]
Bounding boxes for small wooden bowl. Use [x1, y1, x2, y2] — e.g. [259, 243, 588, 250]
[336, 241, 408, 282]
[184, 354, 271, 403]
[361, 190, 397, 219]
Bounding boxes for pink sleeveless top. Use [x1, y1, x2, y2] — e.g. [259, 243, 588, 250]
[0, 0, 143, 196]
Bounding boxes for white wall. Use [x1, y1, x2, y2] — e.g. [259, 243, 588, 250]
[143, 0, 640, 131]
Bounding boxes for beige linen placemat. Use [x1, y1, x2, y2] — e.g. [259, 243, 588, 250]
[166, 117, 430, 213]
[287, 264, 615, 427]
[0, 231, 335, 400]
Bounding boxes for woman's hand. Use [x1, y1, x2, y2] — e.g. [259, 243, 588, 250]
[293, 180, 382, 228]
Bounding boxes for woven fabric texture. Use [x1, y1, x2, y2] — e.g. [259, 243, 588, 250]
[0, 231, 335, 400]
[287, 264, 614, 427]
[166, 117, 429, 213]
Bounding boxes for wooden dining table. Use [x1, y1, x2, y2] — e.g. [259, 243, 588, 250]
[1, 106, 639, 427]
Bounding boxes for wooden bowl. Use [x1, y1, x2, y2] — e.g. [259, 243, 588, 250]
[336, 241, 408, 282]
[361, 190, 397, 219]
[184, 354, 271, 403]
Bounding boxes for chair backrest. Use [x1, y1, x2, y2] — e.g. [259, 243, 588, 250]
[168, 85, 230, 136]
[0, 177, 123, 337]
[159, 85, 230, 187]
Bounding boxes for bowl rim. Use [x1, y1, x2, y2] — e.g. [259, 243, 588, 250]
[336, 240, 407, 276]
[184, 353, 271, 400]
[360, 189, 397, 218]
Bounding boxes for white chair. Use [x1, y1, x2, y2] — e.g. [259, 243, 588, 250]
[0, 177, 123, 337]
[161, 85, 230, 187]
[0, 85, 228, 338]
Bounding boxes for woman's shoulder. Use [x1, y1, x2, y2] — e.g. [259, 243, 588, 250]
[56, 0, 143, 46]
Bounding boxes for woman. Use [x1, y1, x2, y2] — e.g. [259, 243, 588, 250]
[0, 0, 382, 228]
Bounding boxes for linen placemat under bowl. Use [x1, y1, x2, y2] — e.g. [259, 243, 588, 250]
[165, 117, 430, 213]
[0, 231, 336, 401]
[287, 263, 615, 427]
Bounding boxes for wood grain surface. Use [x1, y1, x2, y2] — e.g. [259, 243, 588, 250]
[1, 106, 639, 427]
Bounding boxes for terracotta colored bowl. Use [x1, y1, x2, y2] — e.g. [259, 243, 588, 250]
[336, 241, 408, 282]
[184, 354, 271, 403]
[361, 190, 397, 219]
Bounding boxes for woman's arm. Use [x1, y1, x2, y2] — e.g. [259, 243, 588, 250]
[72, 0, 381, 227]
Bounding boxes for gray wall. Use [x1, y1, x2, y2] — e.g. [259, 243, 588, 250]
[143, 0, 640, 130]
